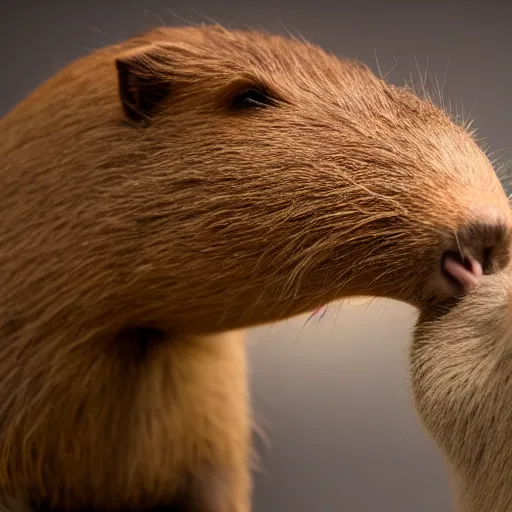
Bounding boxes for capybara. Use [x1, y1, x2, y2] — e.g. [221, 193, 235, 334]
[412, 258, 512, 512]
[1, 24, 511, 511]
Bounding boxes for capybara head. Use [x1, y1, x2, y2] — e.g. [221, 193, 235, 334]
[1, 25, 511, 337]
[411, 263, 512, 512]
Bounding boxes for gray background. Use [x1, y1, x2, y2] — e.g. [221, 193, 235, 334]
[2, 1, 511, 510]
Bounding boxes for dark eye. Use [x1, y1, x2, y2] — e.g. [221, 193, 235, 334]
[231, 87, 275, 109]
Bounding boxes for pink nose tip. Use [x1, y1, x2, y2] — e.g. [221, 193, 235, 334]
[443, 255, 483, 291]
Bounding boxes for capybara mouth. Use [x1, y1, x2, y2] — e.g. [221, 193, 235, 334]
[441, 250, 483, 292]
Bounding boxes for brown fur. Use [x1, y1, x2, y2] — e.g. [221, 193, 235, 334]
[1, 24, 511, 511]
[411, 269, 512, 512]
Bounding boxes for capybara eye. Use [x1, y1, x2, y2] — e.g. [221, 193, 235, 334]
[231, 87, 274, 109]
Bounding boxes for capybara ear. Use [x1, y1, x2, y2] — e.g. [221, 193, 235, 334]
[115, 43, 175, 123]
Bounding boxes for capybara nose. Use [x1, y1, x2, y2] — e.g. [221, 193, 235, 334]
[441, 207, 512, 292]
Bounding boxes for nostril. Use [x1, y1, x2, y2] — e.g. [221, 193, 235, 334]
[482, 246, 493, 273]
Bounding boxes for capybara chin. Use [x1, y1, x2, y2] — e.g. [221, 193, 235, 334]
[411, 265, 512, 512]
[1, 24, 511, 511]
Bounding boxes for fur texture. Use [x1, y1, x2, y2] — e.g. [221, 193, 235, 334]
[1, 24, 511, 511]
[411, 269, 512, 512]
